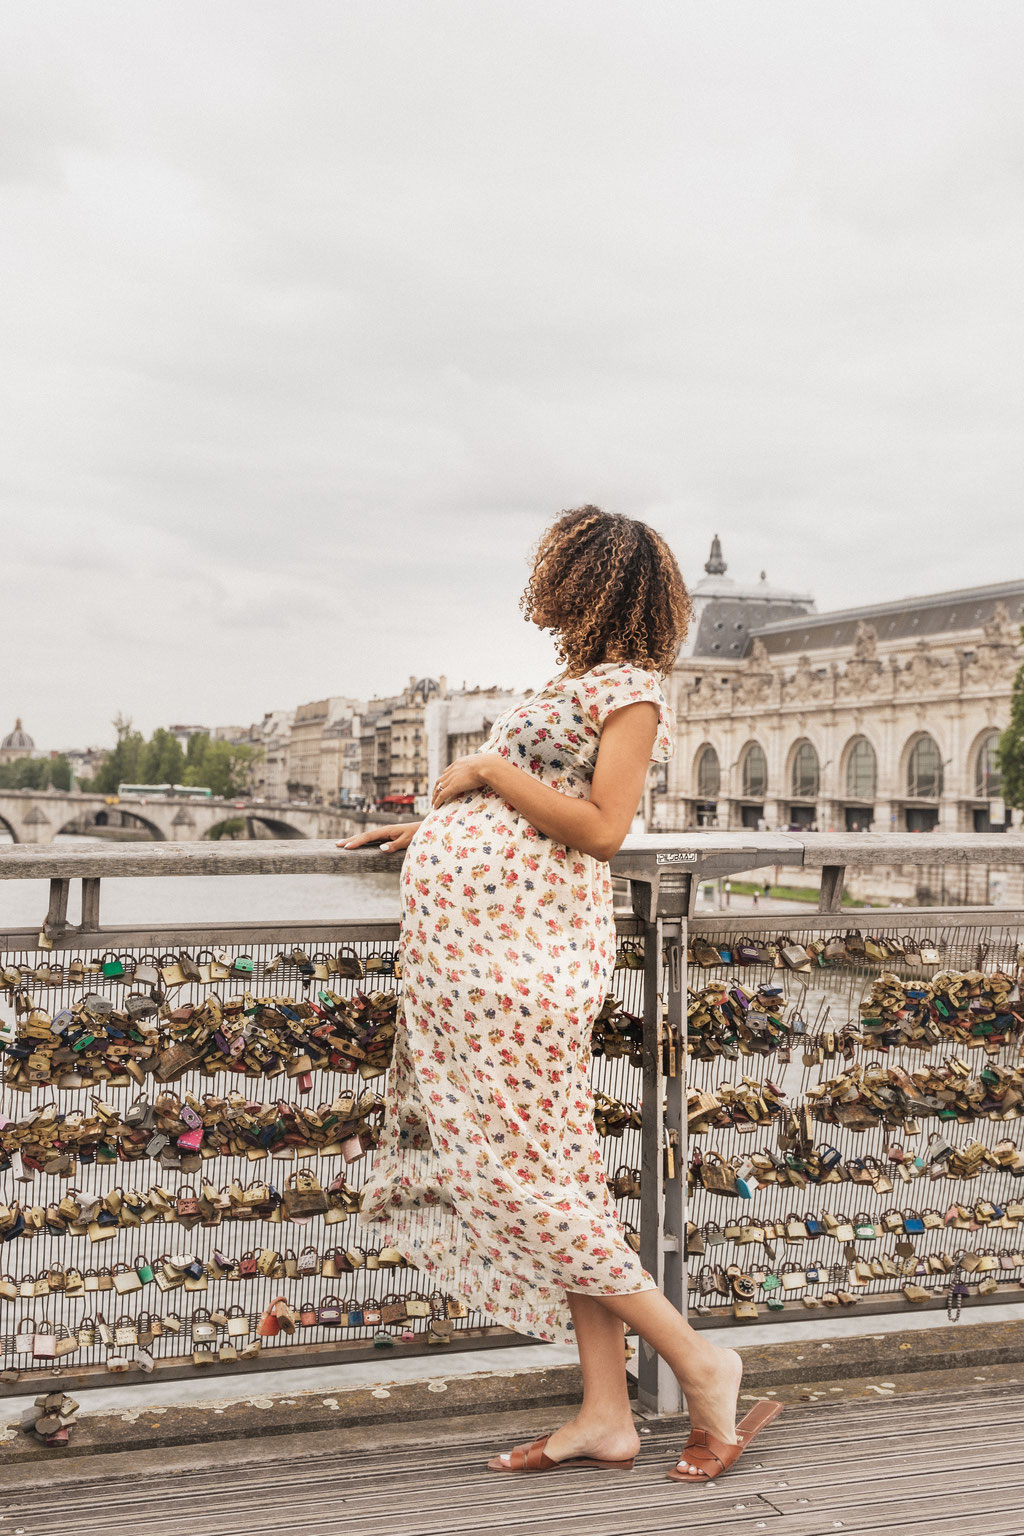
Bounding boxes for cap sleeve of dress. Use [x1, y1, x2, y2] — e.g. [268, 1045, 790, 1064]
[578, 664, 675, 763]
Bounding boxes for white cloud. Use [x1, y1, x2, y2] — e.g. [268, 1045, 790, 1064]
[1, 0, 1022, 746]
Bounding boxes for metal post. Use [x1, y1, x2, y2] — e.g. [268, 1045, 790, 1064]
[662, 911, 686, 1332]
[818, 864, 846, 913]
[631, 873, 686, 1417]
[45, 878, 70, 936]
[80, 877, 101, 931]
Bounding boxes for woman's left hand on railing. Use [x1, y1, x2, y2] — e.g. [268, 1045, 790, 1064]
[336, 821, 422, 853]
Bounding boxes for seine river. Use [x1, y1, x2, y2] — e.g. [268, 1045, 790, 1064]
[0, 833, 403, 928]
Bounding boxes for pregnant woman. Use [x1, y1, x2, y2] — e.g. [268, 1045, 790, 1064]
[339, 505, 781, 1482]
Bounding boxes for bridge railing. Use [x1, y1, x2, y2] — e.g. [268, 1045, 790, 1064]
[1, 832, 1023, 1415]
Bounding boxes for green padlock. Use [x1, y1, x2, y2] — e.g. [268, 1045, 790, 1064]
[766, 1294, 785, 1310]
[135, 1257, 155, 1285]
[854, 1219, 877, 1239]
[232, 955, 255, 976]
[101, 953, 126, 979]
[761, 1272, 781, 1292]
[71, 1033, 95, 1052]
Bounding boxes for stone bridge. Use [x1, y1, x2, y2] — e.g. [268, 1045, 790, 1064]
[0, 789, 368, 845]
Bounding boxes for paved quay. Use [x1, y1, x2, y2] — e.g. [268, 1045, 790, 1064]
[3, 1319, 1023, 1535]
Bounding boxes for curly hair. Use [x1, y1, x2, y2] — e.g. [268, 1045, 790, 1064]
[519, 505, 691, 677]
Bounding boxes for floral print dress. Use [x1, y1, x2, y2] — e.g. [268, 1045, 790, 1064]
[359, 661, 675, 1343]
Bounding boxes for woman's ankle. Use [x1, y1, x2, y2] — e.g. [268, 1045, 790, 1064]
[574, 1406, 638, 1436]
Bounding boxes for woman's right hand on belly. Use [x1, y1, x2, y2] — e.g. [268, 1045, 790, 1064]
[337, 820, 423, 852]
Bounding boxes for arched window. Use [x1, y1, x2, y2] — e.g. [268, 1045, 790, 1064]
[741, 742, 767, 798]
[975, 731, 1003, 798]
[845, 737, 877, 801]
[695, 745, 720, 798]
[907, 735, 943, 799]
[790, 741, 819, 798]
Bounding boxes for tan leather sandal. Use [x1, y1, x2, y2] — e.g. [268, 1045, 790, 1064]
[488, 1434, 637, 1473]
[667, 1399, 783, 1483]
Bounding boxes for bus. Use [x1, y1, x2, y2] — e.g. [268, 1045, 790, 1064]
[117, 784, 215, 800]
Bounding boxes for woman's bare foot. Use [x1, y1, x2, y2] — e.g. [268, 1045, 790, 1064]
[676, 1342, 744, 1445]
[488, 1414, 641, 1471]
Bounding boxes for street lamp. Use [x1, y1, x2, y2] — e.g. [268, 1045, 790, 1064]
[937, 757, 956, 904]
[717, 758, 742, 906]
[819, 759, 832, 832]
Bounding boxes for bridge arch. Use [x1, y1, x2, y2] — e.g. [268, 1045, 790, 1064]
[67, 809, 167, 841]
[0, 812, 18, 843]
[245, 815, 308, 840]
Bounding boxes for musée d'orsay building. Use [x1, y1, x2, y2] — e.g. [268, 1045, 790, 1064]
[659, 538, 1023, 838]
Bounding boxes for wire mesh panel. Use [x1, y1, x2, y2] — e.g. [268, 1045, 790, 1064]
[0, 914, 660, 1389]
[684, 911, 1024, 1327]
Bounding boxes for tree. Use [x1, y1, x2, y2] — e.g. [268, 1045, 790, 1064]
[48, 754, 72, 791]
[79, 718, 258, 800]
[0, 757, 49, 790]
[139, 729, 185, 787]
[89, 715, 146, 794]
[997, 622, 1024, 814]
[181, 735, 259, 798]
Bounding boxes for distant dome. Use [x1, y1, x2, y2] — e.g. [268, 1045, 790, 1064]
[413, 678, 441, 697]
[1, 717, 33, 751]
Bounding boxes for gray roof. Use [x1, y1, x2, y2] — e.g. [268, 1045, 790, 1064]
[748, 578, 1024, 656]
[684, 536, 817, 657]
[689, 595, 816, 658]
[1, 718, 33, 751]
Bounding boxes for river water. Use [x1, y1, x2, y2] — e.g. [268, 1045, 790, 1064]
[0, 833, 403, 928]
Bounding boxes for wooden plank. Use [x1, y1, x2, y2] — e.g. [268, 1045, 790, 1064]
[6, 1386, 1024, 1536]
[0, 918, 403, 953]
[689, 905, 1024, 934]
[0, 1477, 783, 1536]
[769, 1459, 1024, 1513]
[0, 839, 406, 879]
[775, 1482, 1024, 1536]
[1, 830, 1019, 886]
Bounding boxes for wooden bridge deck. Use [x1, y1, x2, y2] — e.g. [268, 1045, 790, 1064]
[3, 1380, 1021, 1536]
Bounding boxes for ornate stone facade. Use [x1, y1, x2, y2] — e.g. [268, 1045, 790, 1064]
[659, 543, 1023, 837]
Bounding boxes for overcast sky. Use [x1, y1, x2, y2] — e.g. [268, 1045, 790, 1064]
[2, 1, 1022, 750]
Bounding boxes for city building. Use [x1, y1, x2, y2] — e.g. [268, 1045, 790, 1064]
[0, 719, 34, 766]
[249, 710, 295, 801]
[384, 676, 447, 805]
[285, 697, 361, 802]
[661, 539, 1024, 840]
[320, 706, 363, 805]
[63, 745, 109, 785]
[424, 685, 525, 788]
